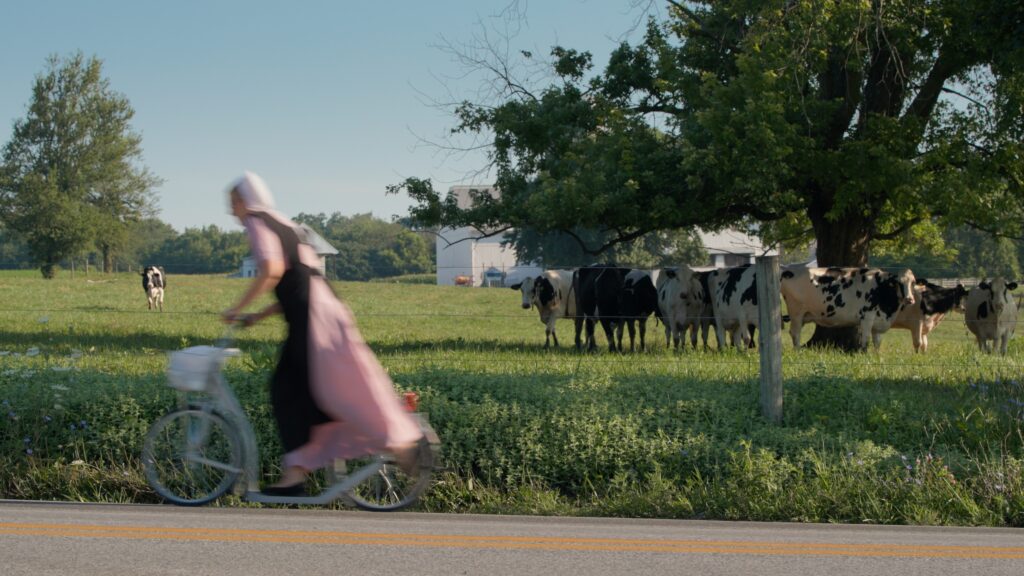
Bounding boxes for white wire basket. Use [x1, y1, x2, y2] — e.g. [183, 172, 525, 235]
[167, 346, 223, 392]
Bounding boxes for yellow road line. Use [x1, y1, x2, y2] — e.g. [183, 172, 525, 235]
[1, 522, 1022, 560]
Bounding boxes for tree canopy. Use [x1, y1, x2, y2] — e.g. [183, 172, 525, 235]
[392, 0, 1024, 267]
[0, 53, 160, 277]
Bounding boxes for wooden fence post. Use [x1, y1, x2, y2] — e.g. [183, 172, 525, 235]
[756, 255, 783, 423]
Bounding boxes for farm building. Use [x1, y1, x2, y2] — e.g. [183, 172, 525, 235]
[435, 186, 776, 286]
[435, 186, 542, 287]
[698, 229, 778, 267]
[238, 223, 338, 278]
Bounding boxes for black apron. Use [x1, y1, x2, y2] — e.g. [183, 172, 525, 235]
[251, 212, 330, 453]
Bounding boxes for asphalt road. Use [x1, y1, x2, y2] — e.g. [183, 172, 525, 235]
[1, 500, 1023, 575]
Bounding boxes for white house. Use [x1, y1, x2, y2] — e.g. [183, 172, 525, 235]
[239, 224, 339, 278]
[435, 185, 777, 285]
[697, 229, 777, 268]
[435, 186, 542, 287]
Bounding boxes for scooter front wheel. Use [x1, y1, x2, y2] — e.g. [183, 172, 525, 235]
[142, 409, 242, 506]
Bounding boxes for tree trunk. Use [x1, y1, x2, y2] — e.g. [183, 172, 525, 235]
[805, 205, 872, 350]
[102, 246, 113, 273]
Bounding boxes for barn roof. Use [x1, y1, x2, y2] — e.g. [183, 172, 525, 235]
[297, 224, 338, 256]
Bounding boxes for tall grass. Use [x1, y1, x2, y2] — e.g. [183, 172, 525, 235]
[1, 271, 1022, 524]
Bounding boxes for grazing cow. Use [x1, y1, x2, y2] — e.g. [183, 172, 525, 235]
[620, 269, 660, 351]
[573, 266, 631, 352]
[780, 267, 916, 351]
[709, 265, 760, 351]
[890, 280, 968, 352]
[656, 265, 700, 350]
[141, 266, 166, 311]
[965, 278, 1019, 355]
[510, 270, 576, 348]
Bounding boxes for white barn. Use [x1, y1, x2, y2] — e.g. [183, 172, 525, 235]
[435, 186, 542, 287]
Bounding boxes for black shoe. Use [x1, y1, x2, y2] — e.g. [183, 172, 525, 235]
[261, 482, 306, 497]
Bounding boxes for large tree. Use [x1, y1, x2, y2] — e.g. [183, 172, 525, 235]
[0, 53, 160, 277]
[392, 0, 1024, 347]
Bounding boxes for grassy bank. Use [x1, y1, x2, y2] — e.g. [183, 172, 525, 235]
[0, 271, 1022, 524]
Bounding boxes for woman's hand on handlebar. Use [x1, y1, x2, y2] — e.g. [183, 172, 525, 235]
[221, 308, 258, 327]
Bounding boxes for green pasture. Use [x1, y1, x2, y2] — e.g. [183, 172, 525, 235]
[1, 271, 1023, 525]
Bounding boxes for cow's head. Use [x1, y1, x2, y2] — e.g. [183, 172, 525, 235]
[510, 275, 537, 309]
[954, 284, 969, 311]
[980, 278, 1019, 316]
[895, 268, 916, 307]
[141, 266, 164, 290]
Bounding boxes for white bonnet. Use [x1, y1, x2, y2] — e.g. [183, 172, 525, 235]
[230, 171, 275, 211]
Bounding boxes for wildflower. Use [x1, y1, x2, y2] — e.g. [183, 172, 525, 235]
[25, 449, 33, 456]
[69, 423, 76, 431]
[7, 411, 16, 420]
[995, 484, 1005, 492]
[23, 437, 31, 444]
[71, 460, 85, 466]
[79, 420, 88, 429]
[43, 415, 51, 423]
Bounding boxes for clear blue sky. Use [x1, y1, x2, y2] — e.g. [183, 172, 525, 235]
[0, 1, 654, 232]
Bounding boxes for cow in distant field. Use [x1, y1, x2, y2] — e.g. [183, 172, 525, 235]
[574, 266, 631, 352]
[709, 265, 760, 351]
[510, 270, 576, 348]
[141, 266, 166, 311]
[780, 266, 916, 351]
[890, 279, 968, 352]
[965, 278, 1019, 355]
[620, 269, 660, 351]
[656, 265, 701, 350]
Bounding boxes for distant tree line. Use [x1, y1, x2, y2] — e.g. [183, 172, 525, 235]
[0, 213, 438, 279]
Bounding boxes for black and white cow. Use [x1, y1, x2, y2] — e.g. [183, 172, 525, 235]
[141, 266, 166, 312]
[656, 265, 700, 350]
[709, 265, 760, 351]
[780, 266, 916, 351]
[510, 270, 576, 348]
[965, 278, 1019, 355]
[620, 269, 660, 352]
[890, 279, 968, 352]
[573, 266, 631, 352]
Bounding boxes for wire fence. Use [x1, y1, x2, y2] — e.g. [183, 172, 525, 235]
[1, 307, 1023, 373]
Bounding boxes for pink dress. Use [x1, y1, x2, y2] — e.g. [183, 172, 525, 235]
[245, 212, 422, 470]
